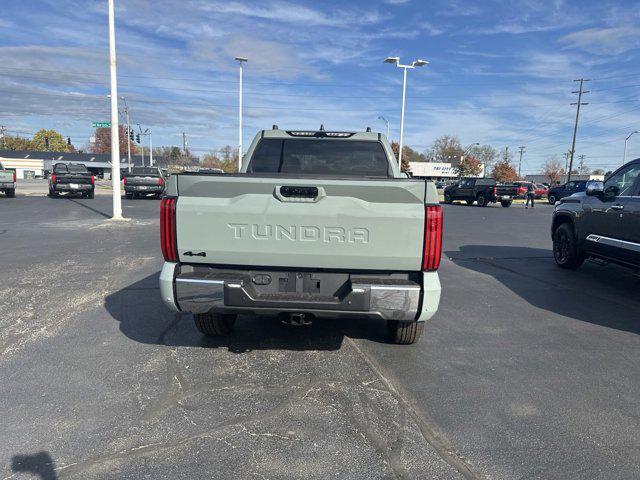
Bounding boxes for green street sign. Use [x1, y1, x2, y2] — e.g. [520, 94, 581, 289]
[92, 122, 111, 128]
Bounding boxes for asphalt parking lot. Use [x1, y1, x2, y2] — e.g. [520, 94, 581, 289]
[1, 182, 639, 480]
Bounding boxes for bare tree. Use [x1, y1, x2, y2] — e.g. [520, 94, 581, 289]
[467, 144, 497, 173]
[542, 158, 565, 185]
[427, 135, 464, 165]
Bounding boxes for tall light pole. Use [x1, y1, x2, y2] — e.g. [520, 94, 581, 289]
[149, 130, 153, 166]
[377, 115, 390, 139]
[384, 57, 428, 172]
[107, 0, 122, 220]
[623, 130, 639, 165]
[235, 56, 248, 171]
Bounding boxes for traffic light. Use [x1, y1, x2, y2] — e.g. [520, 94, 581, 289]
[67, 137, 71, 146]
[129, 129, 134, 142]
[136, 133, 140, 144]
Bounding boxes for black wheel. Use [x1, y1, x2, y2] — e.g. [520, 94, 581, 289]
[125, 193, 133, 200]
[466, 199, 474, 206]
[501, 200, 512, 207]
[553, 223, 584, 270]
[5, 188, 15, 198]
[476, 193, 488, 207]
[387, 320, 424, 344]
[86, 190, 94, 199]
[194, 313, 237, 336]
[444, 193, 452, 204]
[49, 189, 58, 198]
[548, 194, 557, 205]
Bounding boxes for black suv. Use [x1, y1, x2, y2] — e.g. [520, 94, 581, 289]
[551, 159, 640, 271]
[547, 180, 588, 205]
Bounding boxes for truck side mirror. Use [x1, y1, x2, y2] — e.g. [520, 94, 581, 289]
[585, 181, 604, 197]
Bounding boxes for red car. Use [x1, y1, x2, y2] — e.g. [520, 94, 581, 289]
[533, 183, 548, 199]
[513, 181, 548, 199]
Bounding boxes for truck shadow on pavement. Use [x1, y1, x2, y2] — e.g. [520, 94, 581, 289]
[105, 273, 390, 353]
[447, 245, 640, 334]
[11, 451, 57, 480]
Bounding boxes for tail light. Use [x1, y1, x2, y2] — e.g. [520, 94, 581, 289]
[493, 186, 497, 196]
[123, 176, 127, 185]
[51, 174, 56, 183]
[13, 170, 17, 182]
[160, 197, 178, 261]
[90, 175, 95, 185]
[157, 177, 163, 186]
[422, 205, 443, 271]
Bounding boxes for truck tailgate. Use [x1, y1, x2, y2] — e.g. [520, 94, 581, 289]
[174, 175, 428, 271]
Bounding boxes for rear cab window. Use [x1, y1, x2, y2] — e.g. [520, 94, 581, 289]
[131, 167, 160, 175]
[247, 138, 391, 177]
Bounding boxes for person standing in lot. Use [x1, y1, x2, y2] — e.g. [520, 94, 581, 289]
[525, 182, 535, 208]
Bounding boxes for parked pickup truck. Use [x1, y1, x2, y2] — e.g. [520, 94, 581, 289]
[49, 163, 95, 198]
[444, 177, 515, 207]
[123, 166, 166, 199]
[159, 128, 443, 344]
[552, 158, 640, 271]
[547, 180, 588, 205]
[0, 161, 16, 198]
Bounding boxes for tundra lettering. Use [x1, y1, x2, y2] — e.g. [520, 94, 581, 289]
[227, 223, 370, 243]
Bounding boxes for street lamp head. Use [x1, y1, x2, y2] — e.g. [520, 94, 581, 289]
[413, 59, 429, 67]
[384, 56, 400, 64]
[235, 56, 248, 63]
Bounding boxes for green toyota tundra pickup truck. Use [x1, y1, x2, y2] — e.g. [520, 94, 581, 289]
[159, 128, 443, 344]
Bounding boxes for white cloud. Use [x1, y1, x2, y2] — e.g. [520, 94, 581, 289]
[560, 27, 640, 55]
[193, 0, 387, 27]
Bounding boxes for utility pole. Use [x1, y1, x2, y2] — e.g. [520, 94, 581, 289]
[568, 78, 590, 183]
[563, 151, 570, 182]
[182, 132, 187, 162]
[503, 146, 509, 161]
[578, 154, 586, 175]
[123, 100, 132, 172]
[517, 146, 525, 178]
[107, 0, 123, 220]
[149, 131, 153, 166]
[0, 126, 5, 149]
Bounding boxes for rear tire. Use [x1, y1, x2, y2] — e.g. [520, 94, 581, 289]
[476, 193, 488, 207]
[548, 194, 557, 205]
[5, 188, 15, 198]
[444, 193, 452, 204]
[194, 313, 237, 336]
[125, 193, 133, 200]
[49, 189, 58, 198]
[86, 190, 94, 199]
[553, 223, 584, 270]
[501, 200, 512, 207]
[466, 199, 474, 206]
[387, 320, 424, 344]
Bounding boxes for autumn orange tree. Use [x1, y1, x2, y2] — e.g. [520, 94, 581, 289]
[491, 159, 518, 182]
[390, 141, 411, 173]
[455, 155, 483, 177]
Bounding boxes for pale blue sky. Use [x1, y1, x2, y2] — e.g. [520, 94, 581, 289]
[2, 0, 640, 172]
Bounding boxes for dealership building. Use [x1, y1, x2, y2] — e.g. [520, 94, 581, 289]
[0, 150, 158, 179]
[408, 161, 485, 180]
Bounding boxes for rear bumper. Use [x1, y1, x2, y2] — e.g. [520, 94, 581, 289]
[0, 182, 15, 189]
[125, 185, 164, 193]
[159, 262, 441, 322]
[53, 184, 93, 191]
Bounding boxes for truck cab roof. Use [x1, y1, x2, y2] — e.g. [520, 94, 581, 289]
[260, 128, 383, 142]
